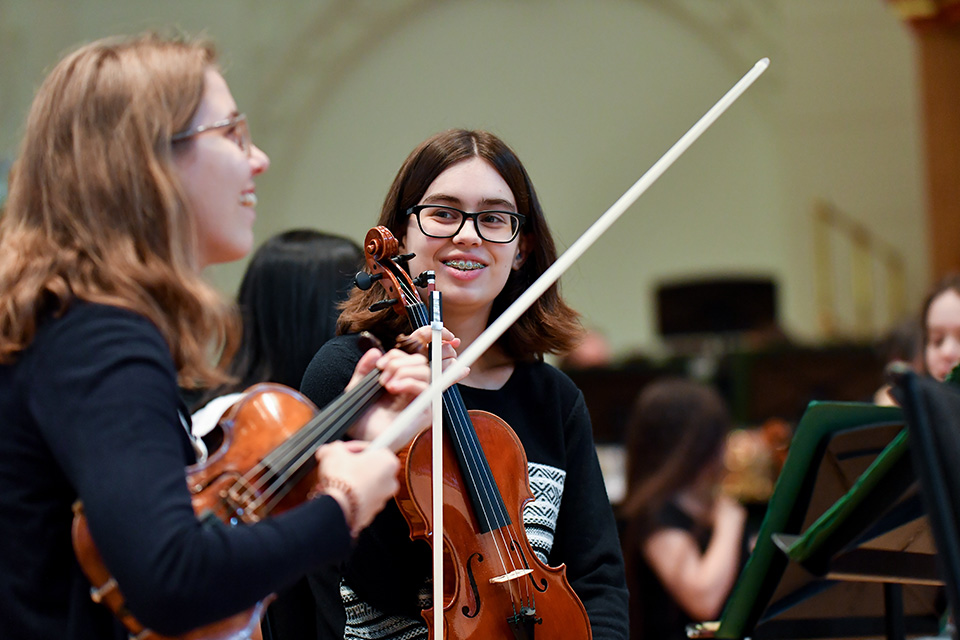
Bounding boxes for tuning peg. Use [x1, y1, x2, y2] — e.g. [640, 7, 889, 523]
[392, 253, 416, 266]
[412, 270, 434, 288]
[368, 298, 398, 313]
[355, 271, 382, 291]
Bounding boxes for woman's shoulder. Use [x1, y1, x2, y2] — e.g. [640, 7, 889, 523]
[300, 333, 366, 407]
[309, 333, 366, 369]
[656, 500, 697, 531]
[36, 301, 168, 359]
[499, 361, 588, 430]
[511, 360, 583, 401]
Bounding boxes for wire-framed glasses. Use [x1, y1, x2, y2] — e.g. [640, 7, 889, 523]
[407, 205, 526, 243]
[171, 113, 251, 157]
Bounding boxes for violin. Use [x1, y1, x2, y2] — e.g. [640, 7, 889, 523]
[71, 335, 402, 640]
[357, 226, 592, 639]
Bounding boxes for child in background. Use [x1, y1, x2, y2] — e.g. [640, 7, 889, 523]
[620, 378, 750, 640]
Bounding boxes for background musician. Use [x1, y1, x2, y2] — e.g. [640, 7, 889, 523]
[921, 274, 960, 383]
[619, 378, 750, 640]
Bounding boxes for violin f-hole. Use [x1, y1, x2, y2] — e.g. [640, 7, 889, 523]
[510, 537, 548, 593]
[462, 552, 484, 618]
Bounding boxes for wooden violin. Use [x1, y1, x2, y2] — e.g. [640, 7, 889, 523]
[71, 335, 399, 640]
[358, 225, 592, 639]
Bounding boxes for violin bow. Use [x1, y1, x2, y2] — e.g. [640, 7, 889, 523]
[428, 276, 445, 639]
[370, 57, 770, 453]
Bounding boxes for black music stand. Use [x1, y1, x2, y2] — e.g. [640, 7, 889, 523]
[690, 401, 944, 640]
[892, 370, 960, 633]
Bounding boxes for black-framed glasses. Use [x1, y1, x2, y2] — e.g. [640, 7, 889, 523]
[407, 205, 526, 243]
[171, 113, 251, 157]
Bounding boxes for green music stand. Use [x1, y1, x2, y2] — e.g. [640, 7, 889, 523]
[689, 401, 944, 640]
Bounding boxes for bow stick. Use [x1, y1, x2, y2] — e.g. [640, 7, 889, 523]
[370, 57, 770, 452]
[429, 279, 444, 639]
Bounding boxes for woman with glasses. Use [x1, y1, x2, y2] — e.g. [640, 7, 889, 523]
[300, 129, 630, 640]
[0, 33, 435, 640]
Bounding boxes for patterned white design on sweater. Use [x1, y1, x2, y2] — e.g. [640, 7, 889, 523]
[340, 462, 566, 640]
[523, 462, 566, 564]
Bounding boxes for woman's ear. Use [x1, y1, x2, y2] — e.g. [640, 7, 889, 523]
[512, 235, 530, 271]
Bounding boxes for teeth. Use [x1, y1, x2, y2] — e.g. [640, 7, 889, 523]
[239, 192, 257, 207]
[444, 260, 484, 271]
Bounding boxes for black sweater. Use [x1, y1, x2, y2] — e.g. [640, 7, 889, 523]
[0, 303, 352, 639]
[300, 333, 629, 639]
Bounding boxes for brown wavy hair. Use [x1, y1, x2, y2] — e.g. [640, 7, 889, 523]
[0, 32, 238, 387]
[337, 129, 582, 360]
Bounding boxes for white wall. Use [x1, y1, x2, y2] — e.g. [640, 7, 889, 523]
[0, 0, 927, 357]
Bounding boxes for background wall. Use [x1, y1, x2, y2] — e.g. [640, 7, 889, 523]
[0, 0, 927, 358]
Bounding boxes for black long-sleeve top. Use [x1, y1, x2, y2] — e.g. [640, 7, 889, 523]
[300, 333, 629, 640]
[0, 303, 352, 639]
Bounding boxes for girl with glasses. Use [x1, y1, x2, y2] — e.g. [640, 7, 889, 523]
[300, 129, 629, 639]
[0, 33, 436, 640]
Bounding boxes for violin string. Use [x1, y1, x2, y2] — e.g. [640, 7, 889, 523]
[227, 380, 362, 511]
[403, 294, 524, 575]
[228, 371, 383, 513]
[242, 375, 374, 489]
[406, 297, 527, 605]
[260, 371, 381, 473]
[254, 373, 385, 514]
[441, 386, 527, 605]
[406, 287, 526, 600]
[442, 384, 527, 604]
[251, 372, 384, 511]
[260, 372, 381, 509]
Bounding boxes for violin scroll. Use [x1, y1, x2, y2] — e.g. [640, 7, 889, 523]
[356, 226, 424, 319]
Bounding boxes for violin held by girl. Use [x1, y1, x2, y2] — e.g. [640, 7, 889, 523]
[300, 128, 630, 640]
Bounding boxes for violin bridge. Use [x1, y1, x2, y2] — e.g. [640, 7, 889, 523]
[489, 568, 533, 584]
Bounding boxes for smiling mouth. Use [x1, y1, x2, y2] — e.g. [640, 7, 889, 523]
[239, 193, 257, 207]
[443, 259, 485, 271]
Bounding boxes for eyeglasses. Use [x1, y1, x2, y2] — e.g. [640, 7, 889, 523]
[407, 205, 526, 244]
[171, 113, 251, 157]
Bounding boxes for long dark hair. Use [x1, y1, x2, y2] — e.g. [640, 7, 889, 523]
[620, 378, 732, 538]
[619, 378, 732, 640]
[202, 229, 362, 401]
[336, 129, 582, 360]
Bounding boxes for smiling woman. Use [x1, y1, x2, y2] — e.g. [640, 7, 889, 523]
[0, 32, 430, 640]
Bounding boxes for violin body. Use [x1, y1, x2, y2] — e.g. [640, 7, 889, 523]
[397, 410, 592, 640]
[187, 384, 321, 523]
[72, 384, 322, 640]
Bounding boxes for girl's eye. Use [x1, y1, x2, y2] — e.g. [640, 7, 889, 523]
[479, 213, 508, 226]
[424, 208, 459, 222]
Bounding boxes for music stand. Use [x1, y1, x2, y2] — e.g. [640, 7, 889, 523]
[691, 401, 944, 640]
[891, 370, 960, 635]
